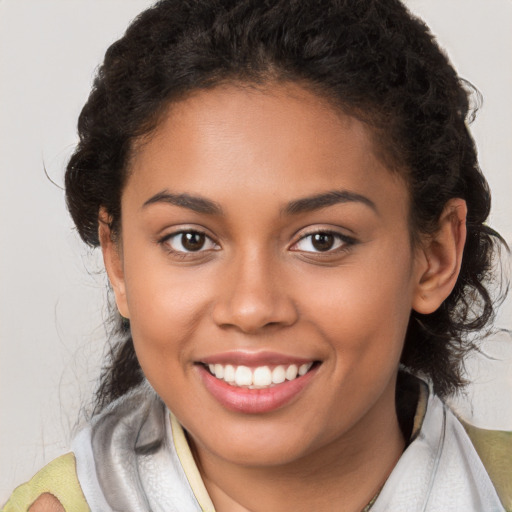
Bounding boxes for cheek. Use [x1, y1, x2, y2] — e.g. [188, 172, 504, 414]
[298, 246, 414, 361]
[122, 254, 214, 364]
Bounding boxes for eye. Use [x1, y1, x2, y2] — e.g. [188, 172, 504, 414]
[162, 230, 218, 253]
[292, 231, 354, 253]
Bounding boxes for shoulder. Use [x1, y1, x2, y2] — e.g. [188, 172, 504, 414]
[461, 419, 512, 512]
[27, 493, 65, 512]
[390, 380, 510, 511]
[2, 453, 89, 512]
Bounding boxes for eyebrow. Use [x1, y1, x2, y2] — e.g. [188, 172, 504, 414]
[142, 190, 223, 215]
[283, 190, 377, 216]
[142, 188, 377, 216]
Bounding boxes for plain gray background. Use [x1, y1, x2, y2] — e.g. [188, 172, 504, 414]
[1, 0, 511, 501]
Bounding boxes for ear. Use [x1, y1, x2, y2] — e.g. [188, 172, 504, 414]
[412, 198, 467, 315]
[98, 208, 130, 319]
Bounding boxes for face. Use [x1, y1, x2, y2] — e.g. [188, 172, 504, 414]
[104, 83, 429, 469]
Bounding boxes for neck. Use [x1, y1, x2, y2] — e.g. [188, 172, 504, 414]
[191, 382, 405, 512]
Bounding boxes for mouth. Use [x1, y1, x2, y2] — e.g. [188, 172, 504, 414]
[203, 362, 315, 389]
[196, 356, 321, 414]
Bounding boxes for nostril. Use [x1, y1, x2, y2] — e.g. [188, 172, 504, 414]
[212, 292, 299, 333]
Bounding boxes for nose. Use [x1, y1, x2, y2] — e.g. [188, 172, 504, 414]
[212, 249, 298, 334]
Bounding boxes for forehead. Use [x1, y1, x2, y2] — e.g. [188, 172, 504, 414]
[126, 83, 408, 219]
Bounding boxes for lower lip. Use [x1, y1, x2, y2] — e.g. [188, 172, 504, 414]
[198, 364, 318, 414]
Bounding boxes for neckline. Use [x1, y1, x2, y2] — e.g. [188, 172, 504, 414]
[169, 373, 429, 512]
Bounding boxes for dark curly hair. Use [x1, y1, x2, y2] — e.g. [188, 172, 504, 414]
[65, 0, 506, 411]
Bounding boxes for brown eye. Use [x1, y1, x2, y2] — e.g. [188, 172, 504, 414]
[292, 230, 355, 254]
[163, 230, 218, 253]
[311, 233, 335, 252]
[181, 232, 206, 251]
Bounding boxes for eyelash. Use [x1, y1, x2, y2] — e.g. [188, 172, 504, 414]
[291, 229, 357, 255]
[158, 230, 219, 257]
[159, 228, 356, 258]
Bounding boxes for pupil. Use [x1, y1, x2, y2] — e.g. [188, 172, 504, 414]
[182, 232, 205, 251]
[312, 233, 334, 251]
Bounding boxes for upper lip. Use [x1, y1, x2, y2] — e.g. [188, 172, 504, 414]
[198, 350, 317, 367]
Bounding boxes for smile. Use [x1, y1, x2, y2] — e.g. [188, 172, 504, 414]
[206, 362, 314, 388]
[197, 355, 320, 414]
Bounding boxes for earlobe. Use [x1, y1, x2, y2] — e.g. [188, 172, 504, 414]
[412, 198, 467, 315]
[98, 209, 130, 319]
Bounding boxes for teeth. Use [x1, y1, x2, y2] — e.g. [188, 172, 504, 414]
[272, 366, 286, 384]
[214, 364, 224, 379]
[298, 363, 312, 376]
[224, 364, 235, 383]
[285, 364, 298, 381]
[207, 362, 314, 388]
[235, 366, 253, 386]
[253, 366, 272, 386]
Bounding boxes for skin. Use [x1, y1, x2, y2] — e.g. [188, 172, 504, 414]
[29, 493, 65, 512]
[100, 83, 466, 512]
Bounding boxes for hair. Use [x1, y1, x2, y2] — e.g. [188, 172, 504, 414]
[65, 0, 506, 411]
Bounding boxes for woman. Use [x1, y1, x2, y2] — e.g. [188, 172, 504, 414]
[3, 0, 510, 510]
